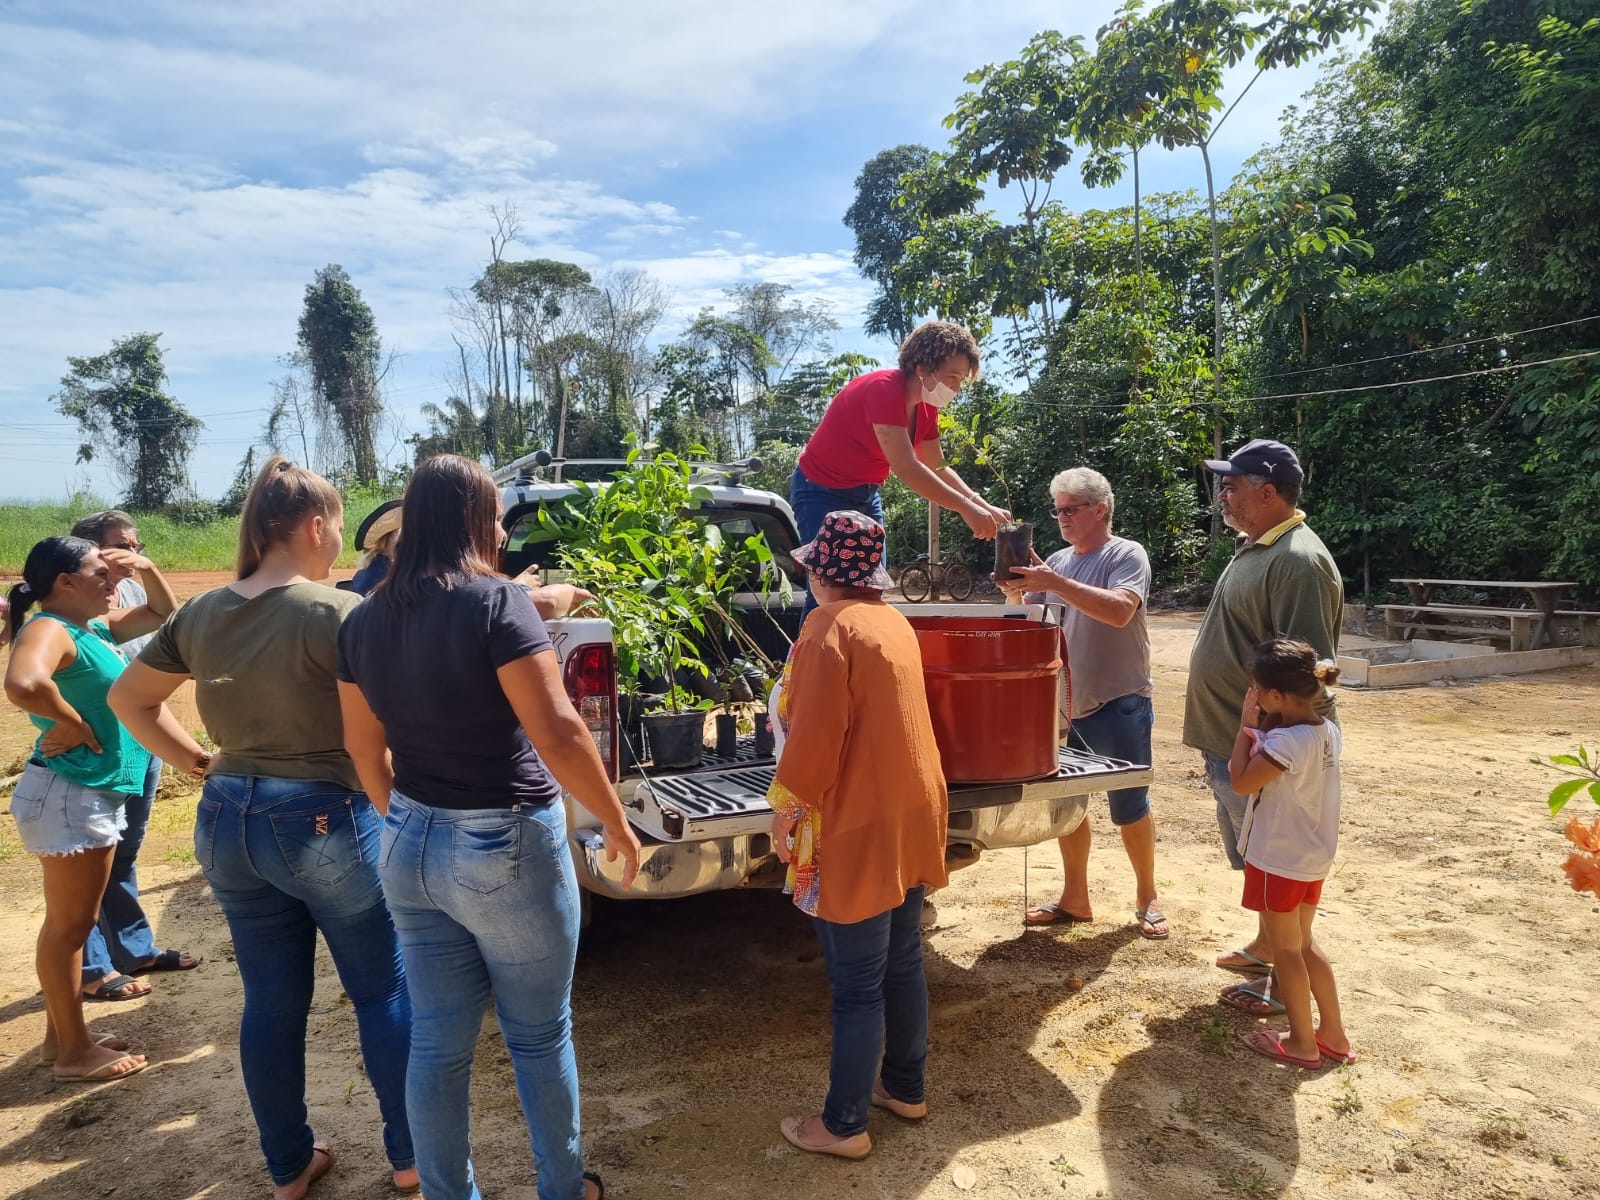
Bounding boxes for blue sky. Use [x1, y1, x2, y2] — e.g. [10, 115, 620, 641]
[0, 0, 1356, 499]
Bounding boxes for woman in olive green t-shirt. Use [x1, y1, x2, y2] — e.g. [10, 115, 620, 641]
[110, 458, 416, 1199]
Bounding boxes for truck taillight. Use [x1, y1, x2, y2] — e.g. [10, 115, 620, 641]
[563, 643, 619, 781]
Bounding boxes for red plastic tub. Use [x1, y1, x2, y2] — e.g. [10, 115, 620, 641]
[908, 616, 1065, 784]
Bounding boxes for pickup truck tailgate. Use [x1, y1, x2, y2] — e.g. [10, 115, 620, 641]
[629, 747, 1152, 843]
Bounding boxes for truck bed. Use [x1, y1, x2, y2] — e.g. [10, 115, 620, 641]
[628, 744, 1151, 842]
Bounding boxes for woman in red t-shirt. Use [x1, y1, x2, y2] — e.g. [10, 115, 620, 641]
[792, 322, 1009, 616]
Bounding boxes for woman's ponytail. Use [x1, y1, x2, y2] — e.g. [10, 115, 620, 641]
[5, 536, 97, 643]
[236, 455, 343, 579]
[1249, 637, 1339, 698]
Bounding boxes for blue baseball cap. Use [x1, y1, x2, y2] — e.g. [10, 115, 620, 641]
[1205, 439, 1304, 489]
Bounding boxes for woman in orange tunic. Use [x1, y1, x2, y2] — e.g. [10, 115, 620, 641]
[768, 510, 948, 1161]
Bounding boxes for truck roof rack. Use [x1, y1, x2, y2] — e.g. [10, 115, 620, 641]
[492, 450, 765, 486]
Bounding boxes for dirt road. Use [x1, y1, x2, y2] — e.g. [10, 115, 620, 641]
[0, 608, 1595, 1200]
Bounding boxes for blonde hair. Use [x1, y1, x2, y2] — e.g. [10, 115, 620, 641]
[236, 456, 343, 580]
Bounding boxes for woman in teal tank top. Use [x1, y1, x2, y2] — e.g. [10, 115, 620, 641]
[3, 535, 195, 1082]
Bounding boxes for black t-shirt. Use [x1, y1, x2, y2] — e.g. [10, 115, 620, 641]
[337, 574, 562, 811]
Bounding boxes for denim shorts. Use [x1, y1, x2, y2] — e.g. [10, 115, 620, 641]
[1066, 693, 1154, 826]
[8, 760, 129, 856]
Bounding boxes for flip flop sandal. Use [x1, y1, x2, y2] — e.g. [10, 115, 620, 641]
[53, 1053, 149, 1082]
[1134, 906, 1171, 940]
[130, 949, 203, 975]
[1240, 1029, 1323, 1070]
[583, 1171, 606, 1199]
[1315, 1032, 1357, 1065]
[1215, 948, 1273, 974]
[82, 973, 149, 1002]
[1219, 982, 1286, 1016]
[1023, 903, 1092, 927]
[40, 1032, 129, 1066]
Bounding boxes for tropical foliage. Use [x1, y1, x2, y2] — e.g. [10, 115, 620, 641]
[839, 0, 1600, 593]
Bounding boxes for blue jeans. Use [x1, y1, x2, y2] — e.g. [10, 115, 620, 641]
[82, 754, 161, 981]
[790, 466, 884, 623]
[1067, 695, 1154, 826]
[812, 885, 928, 1137]
[378, 791, 585, 1200]
[1204, 752, 1250, 870]
[195, 775, 413, 1186]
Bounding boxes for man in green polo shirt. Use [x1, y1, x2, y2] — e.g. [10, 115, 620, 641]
[1183, 439, 1343, 1001]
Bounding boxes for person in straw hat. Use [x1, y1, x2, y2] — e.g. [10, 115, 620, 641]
[350, 501, 402, 596]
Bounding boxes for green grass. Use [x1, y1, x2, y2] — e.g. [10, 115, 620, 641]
[1218, 1167, 1273, 1198]
[1332, 1071, 1364, 1117]
[0, 486, 394, 574]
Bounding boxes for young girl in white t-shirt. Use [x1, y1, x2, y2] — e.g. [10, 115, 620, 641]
[1226, 637, 1354, 1070]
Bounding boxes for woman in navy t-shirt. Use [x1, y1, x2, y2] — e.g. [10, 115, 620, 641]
[338, 454, 639, 1200]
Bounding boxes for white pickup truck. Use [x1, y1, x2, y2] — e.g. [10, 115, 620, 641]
[493, 457, 1153, 912]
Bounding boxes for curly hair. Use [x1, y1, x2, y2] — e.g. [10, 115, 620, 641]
[897, 320, 981, 380]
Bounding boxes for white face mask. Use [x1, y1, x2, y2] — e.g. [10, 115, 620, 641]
[921, 379, 958, 409]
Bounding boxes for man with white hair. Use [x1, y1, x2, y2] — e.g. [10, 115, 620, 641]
[1001, 467, 1165, 939]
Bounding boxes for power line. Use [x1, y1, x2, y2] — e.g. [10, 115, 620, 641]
[1250, 314, 1600, 382]
[1235, 349, 1600, 404]
[999, 348, 1600, 412]
[0, 407, 266, 431]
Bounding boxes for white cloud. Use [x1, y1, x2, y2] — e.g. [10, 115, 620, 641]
[0, 0, 1357, 496]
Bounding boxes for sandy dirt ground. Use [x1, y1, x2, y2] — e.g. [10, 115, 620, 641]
[0, 583, 1596, 1200]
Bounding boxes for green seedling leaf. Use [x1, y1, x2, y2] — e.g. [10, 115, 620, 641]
[1549, 778, 1587, 815]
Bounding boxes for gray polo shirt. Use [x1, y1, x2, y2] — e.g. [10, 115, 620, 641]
[1025, 536, 1153, 719]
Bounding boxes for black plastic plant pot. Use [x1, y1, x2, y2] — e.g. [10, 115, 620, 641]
[714, 712, 739, 757]
[994, 522, 1034, 585]
[619, 694, 647, 771]
[642, 710, 706, 769]
[753, 711, 776, 756]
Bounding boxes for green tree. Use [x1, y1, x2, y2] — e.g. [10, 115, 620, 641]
[1142, 0, 1380, 361]
[943, 30, 1088, 366]
[297, 264, 384, 482]
[53, 332, 201, 508]
[1075, 1, 1192, 286]
[411, 394, 486, 464]
[1229, 176, 1373, 367]
[844, 144, 933, 340]
[683, 284, 838, 455]
[650, 343, 726, 458]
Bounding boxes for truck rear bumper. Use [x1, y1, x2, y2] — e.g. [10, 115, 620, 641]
[947, 791, 1090, 850]
[573, 828, 788, 899]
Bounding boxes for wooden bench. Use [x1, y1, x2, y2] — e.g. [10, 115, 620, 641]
[1553, 610, 1600, 648]
[1376, 604, 1538, 652]
[1392, 578, 1576, 650]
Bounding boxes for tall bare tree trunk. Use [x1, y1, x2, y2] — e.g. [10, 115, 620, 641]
[1133, 146, 1143, 281]
[1201, 138, 1226, 537]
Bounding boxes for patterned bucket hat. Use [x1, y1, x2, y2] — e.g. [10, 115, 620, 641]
[791, 509, 895, 590]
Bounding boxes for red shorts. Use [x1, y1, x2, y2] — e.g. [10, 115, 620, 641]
[1242, 864, 1324, 913]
